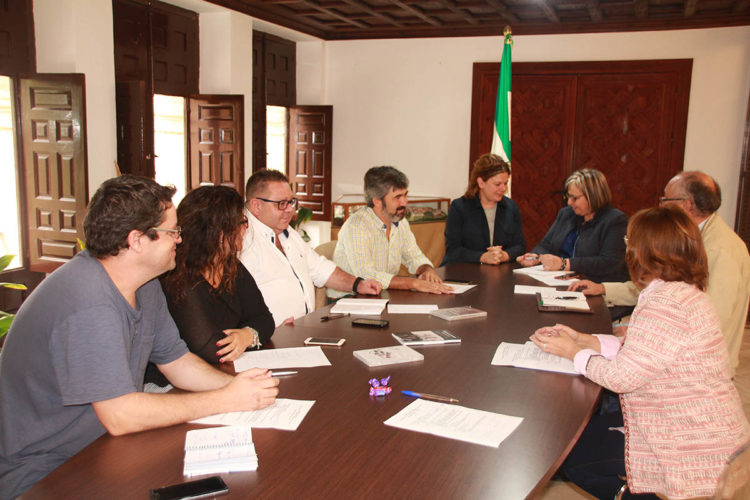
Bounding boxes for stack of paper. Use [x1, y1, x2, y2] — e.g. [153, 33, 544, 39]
[513, 264, 574, 286]
[191, 399, 315, 431]
[537, 290, 590, 311]
[491, 341, 578, 375]
[183, 426, 257, 476]
[233, 346, 331, 372]
[384, 399, 523, 447]
[330, 298, 389, 315]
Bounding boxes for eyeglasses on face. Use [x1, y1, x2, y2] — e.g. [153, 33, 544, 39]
[659, 197, 686, 205]
[151, 226, 182, 239]
[255, 197, 298, 210]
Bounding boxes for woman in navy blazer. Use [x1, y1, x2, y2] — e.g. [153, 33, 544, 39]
[441, 153, 525, 266]
[516, 169, 628, 283]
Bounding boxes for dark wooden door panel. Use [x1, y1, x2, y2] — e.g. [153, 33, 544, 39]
[112, 0, 150, 82]
[573, 72, 682, 217]
[150, 3, 198, 95]
[18, 74, 88, 273]
[115, 80, 154, 177]
[252, 31, 266, 172]
[289, 106, 332, 222]
[0, 0, 35, 76]
[470, 60, 691, 249]
[187, 95, 244, 193]
[511, 74, 577, 248]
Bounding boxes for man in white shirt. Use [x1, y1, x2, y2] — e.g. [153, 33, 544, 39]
[570, 171, 750, 373]
[239, 170, 382, 326]
[333, 166, 453, 294]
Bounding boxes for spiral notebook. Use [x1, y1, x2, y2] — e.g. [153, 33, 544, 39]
[183, 426, 258, 476]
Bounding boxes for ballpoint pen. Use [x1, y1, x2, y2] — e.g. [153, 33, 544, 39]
[552, 296, 579, 300]
[320, 313, 349, 322]
[271, 370, 298, 376]
[401, 390, 459, 404]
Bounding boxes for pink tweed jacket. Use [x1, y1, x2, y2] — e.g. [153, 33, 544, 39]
[585, 280, 750, 499]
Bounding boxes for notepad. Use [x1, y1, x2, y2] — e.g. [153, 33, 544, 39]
[429, 306, 487, 321]
[183, 426, 257, 476]
[392, 330, 461, 346]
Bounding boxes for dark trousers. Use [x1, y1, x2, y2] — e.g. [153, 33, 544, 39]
[560, 411, 659, 500]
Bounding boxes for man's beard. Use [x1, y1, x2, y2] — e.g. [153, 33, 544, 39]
[390, 206, 406, 222]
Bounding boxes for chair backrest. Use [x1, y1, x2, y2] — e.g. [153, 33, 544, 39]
[314, 240, 337, 260]
[714, 440, 750, 500]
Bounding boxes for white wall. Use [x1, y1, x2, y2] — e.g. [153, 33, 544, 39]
[298, 27, 750, 232]
[33, 0, 118, 195]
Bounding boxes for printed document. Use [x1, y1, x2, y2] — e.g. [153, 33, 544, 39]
[513, 264, 574, 286]
[442, 283, 477, 294]
[514, 285, 556, 295]
[191, 398, 315, 431]
[491, 341, 578, 375]
[384, 398, 523, 447]
[387, 304, 438, 314]
[234, 346, 331, 372]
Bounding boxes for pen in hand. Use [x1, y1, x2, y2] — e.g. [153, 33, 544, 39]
[402, 390, 459, 404]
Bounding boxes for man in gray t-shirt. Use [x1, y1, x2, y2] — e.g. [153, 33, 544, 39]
[0, 176, 280, 499]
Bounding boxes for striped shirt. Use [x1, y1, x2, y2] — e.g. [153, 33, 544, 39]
[575, 280, 750, 499]
[333, 206, 432, 289]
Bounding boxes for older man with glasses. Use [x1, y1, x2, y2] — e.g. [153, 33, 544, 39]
[240, 169, 381, 326]
[570, 171, 750, 374]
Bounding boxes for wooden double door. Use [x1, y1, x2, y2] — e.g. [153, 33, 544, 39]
[470, 59, 692, 248]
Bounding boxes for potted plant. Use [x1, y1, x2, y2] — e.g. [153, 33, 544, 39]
[290, 206, 313, 243]
[0, 255, 28, 344]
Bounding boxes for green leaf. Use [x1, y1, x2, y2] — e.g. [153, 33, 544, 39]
[77, 238, 86, 250]
[0, 255, 14, 272]
[0, 283, 27, 290]
[0, 313, 13, 339]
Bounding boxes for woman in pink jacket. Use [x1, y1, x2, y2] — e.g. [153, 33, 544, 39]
[531, 205, 749, 499]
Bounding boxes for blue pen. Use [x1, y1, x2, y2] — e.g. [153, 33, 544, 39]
[402, 390, 459, 404]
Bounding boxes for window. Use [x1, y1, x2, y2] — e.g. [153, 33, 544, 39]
[154, 94, 187, 206]
[266, 105, 288, 173]
[0, 76, 21, 269]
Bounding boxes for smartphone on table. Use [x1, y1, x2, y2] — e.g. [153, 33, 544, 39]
[351, 318, 389, 328]
[304, 337, 346, 346]
[150, 476, 228, 500]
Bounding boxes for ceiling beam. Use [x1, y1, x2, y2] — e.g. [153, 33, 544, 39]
[391, 0, 443, 26]
[633, 0, 648, 18]
[300, 0, 369, 28]
[339, 0, 404, 27]
[683, 0, 699, 16]
[585, 0, 603, 22]
[433, 0, 481, 25]
[537, 0, 560, 23]
[484, 0, 520, 23]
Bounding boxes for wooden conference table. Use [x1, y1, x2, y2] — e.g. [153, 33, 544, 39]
[25, 263, 612, 500]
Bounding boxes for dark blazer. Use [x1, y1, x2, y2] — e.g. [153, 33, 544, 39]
[441, 195, 525, 266]
[532, 205, 628, 283]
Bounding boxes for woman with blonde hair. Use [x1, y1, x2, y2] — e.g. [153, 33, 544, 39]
[531, 205, 750, 499]
[517, 168, 628, 282]
[442, 153, 525, 266]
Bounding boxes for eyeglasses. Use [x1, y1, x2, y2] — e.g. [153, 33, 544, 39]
[255, 197, 298, 210]
[566, 193, 585, 202]
[623, 235, 628, 246]
[151, 226, 182, 239]
[659, 197, 686, 204]
[238, 217, 249, 228]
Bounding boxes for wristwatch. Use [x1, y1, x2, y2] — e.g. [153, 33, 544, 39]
[352, 276, 364, 293]
[559, 258, 568, 271]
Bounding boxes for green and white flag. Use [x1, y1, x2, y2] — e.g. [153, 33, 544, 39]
[491, 28, 513, 163]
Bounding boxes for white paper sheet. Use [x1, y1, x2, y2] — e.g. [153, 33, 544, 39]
[442, 283, 478, 294]
[513, 285, 556, 295]
[538, 290, 590, 311]
[234, 346, 331, 372]
[387, 304, 438, 314]
[384, 399, 523, 447]
[491, 341, 578, 375]
[330, 298, 389, 315]
[190, 398, 315, 431]
[513, 264, 574, 286]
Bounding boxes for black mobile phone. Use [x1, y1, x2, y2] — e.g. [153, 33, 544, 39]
[150, 476, 229, 500]
[352, 318, 389, 328]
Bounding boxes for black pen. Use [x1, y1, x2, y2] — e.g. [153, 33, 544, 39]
[552, 296, 579, 300]
[320, 313, 349, 322]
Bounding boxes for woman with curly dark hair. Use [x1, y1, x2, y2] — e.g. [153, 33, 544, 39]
[160, 185, 274, 365]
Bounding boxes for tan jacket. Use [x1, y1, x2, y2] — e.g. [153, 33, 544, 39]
[603, 213, 750, 372]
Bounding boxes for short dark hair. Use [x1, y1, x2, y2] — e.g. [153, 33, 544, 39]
[83, 175, 176, 258]
[245, 169, 290, 201]
[163, 186, 245, 302]
[626, 205, 708, 290]
[680, 171, 721, 217]
[564, 169, 612, 213]
[464, 153, 511, 198]
[364, 166, 409, 207]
